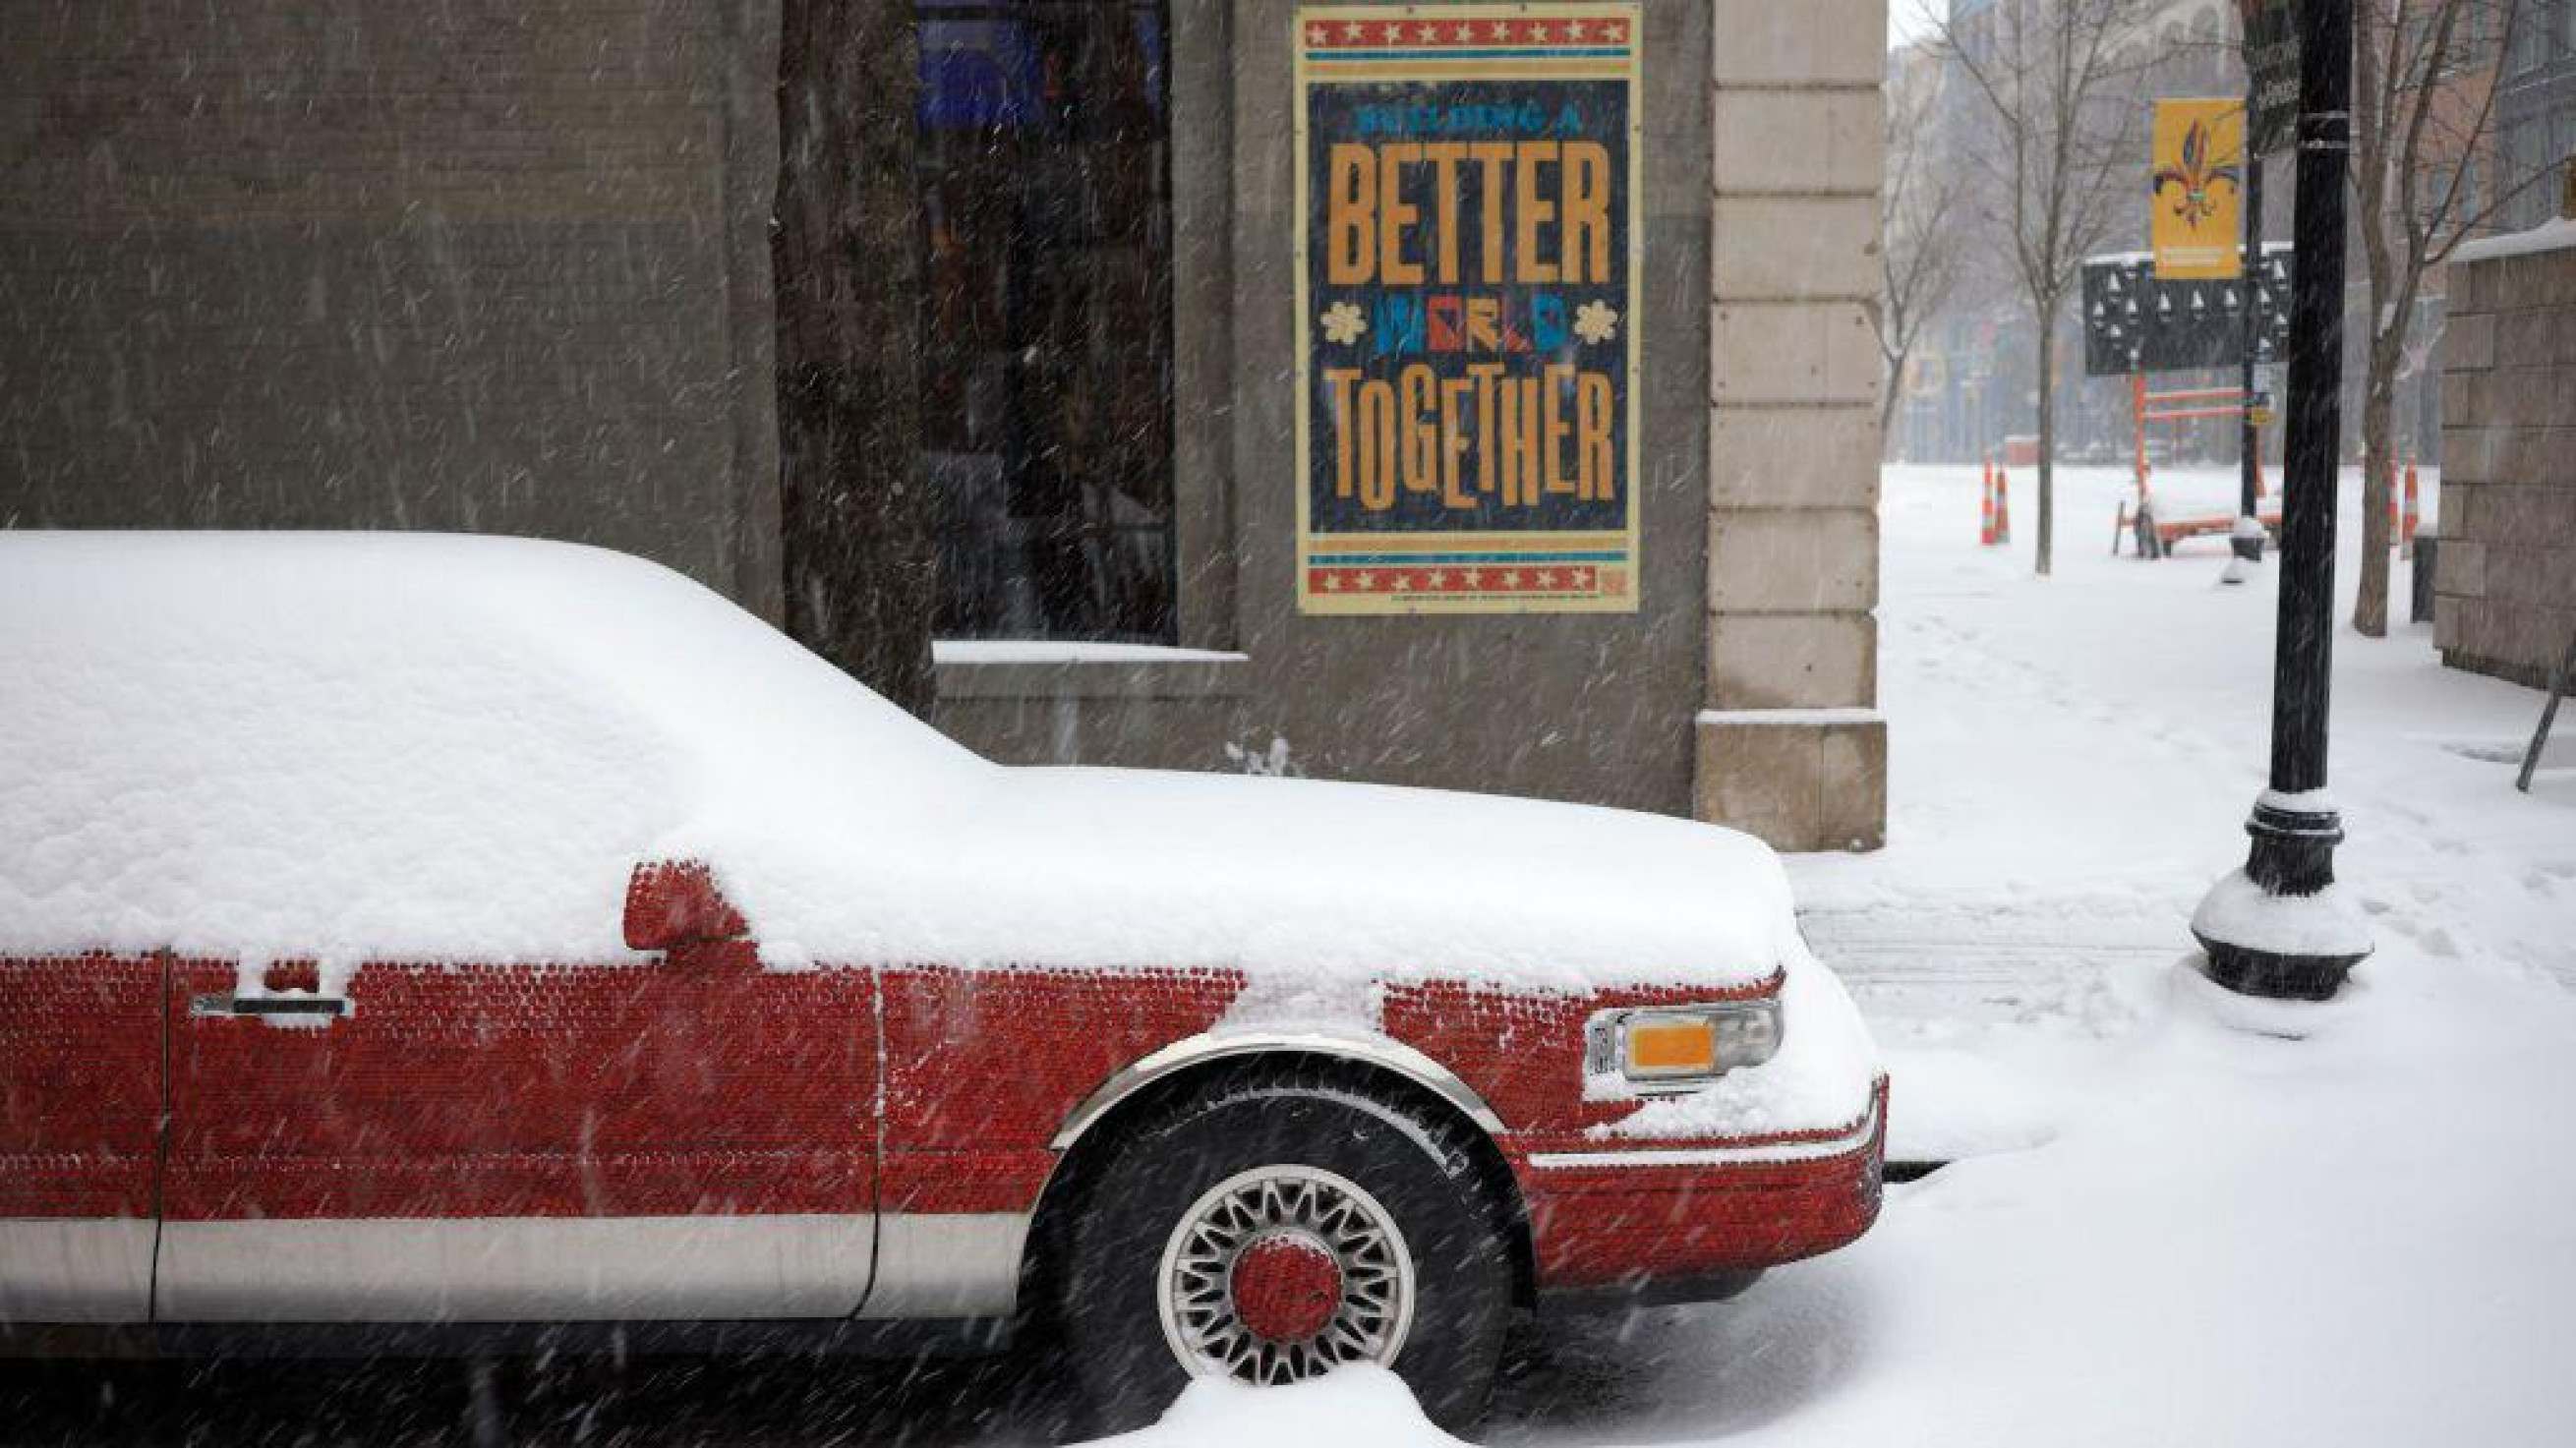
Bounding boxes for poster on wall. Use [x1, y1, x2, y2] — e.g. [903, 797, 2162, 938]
[2149, 98, 2246, 282]
[1293, 3, 1642, 615]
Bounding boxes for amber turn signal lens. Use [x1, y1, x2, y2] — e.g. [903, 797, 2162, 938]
[1625, 1016, 1720, 1075]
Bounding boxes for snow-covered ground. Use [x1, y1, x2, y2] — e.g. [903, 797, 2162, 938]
[1804, 463, 2572, 1164]
[1104, 463, 2576, 1445]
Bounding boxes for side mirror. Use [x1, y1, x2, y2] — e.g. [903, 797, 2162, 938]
[623, 860, 748, 953]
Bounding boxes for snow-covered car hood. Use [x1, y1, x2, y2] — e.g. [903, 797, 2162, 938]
[715, 765, 1806, 995]
[703, 762, 1882, 1141]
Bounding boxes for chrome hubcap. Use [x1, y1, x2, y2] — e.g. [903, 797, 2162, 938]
[1155, 1164, 1415, 1385]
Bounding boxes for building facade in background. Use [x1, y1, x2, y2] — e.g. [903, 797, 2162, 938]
[0, 0, 1889, 851]
[1891, 0, 2479, 476]
[2499, 0, 2576, 232]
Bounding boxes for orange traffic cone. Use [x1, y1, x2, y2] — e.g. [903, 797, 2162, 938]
[2401, 457, 2422, 556]
[1993, 463, 2013, 545]
[1980, 456, 1998, 546]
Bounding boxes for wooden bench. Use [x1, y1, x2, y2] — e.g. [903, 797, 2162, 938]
[2113, 497, 2281, 557]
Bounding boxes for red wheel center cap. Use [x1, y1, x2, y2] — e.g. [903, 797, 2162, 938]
[1228, 1232, 1344, 1344]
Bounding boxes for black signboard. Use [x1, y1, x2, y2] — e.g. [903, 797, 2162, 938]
[2245, 0, 2300, 155]
[2082, 246, 2292, 376]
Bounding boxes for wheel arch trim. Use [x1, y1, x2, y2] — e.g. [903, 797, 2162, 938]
[1046, 1029, 1508, 1152]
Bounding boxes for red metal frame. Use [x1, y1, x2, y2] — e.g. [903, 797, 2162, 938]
[2120, 375, 2279, 555]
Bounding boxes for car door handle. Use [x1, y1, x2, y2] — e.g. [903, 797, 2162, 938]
[192, 991, 349, 1019]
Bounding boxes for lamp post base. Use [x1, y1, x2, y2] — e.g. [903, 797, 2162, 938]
[2189, 796, 2371, 1002]
[2231, 513, 2267, 562]
[2193, 934, 2363, 1002]
[2222, 518, 2265, 584]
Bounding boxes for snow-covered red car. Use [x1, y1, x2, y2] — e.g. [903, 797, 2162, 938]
[0, 534, 1884, 1429]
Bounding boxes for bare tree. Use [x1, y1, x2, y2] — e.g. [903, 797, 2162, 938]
[1934, 0, 2154, 575]
[2349, 0, 2551, 636]
[1877, 50, 1968, 452]
[773, 0, 938, 715]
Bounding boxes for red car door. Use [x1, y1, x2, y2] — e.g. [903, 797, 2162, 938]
[153, 937, 878, 1322]
[0, 953, 163, 1323]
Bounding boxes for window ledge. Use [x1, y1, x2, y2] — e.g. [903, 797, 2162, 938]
[933, 641, 1251, 701]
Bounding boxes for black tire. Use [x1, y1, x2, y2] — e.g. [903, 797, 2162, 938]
[1050, 1067, 1514, 1437]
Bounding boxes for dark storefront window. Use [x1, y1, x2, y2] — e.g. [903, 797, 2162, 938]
[916, 0, 1177, 642]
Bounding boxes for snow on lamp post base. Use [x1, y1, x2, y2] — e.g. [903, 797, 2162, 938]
[2195, 0, 2371, 1004]
[2219, 516, 2266, 586]
[2192, 791, 2371, 1002]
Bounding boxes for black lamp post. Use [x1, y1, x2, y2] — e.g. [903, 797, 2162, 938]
[2191, 0, 2371, 999]
[2229, 107, 2266, 574]
[2228, 0, 2297, 576]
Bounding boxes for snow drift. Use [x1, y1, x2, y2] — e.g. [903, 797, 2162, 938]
[1082, 1365, 1466, 1448]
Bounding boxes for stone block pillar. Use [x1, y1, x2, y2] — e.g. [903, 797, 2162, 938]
[2434, 235, 2576, 689]
[1694, 0, 1888, 851]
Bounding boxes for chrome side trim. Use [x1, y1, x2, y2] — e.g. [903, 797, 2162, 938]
[1524, 1097, 1882, 1170]
[153, 1214, 874, 1323]
[0, 1218, 155, 1324]
[857, 1213, 1030, 1319]
[1048, 1029, 1506, 1152]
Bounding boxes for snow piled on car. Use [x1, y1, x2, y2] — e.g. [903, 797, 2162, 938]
[0, 532, 978, 968]
[0, 534, 1836, 1006]
[756, 764, 1810, 992]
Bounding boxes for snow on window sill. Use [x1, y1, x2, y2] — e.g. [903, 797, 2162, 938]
[2451, 216, 2576, 265]
[932, 640, 1251, 701]
[1696, 707, 1885, 728]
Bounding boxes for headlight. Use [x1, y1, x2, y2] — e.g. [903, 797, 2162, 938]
[1585, 1000, 1783, 1091]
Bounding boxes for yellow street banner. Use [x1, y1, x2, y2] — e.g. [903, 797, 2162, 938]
[2150, 98, 2245, 280]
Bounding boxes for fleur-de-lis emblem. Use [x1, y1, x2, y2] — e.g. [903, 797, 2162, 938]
[1319, 301, 1367, 346]
[1573, 299, 1620, 345]
[2153, 119, 2243, 232]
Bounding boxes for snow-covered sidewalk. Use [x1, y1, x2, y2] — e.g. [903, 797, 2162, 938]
[1490, 463, 2576, 1445]
[1806, 463, 2572, 1164]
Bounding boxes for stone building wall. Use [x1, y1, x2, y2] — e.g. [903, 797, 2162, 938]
[3, 0, 1891, 851]
[0, 1, 785, 617]
[2435, 227, 2576, 688]
[937, 0, 1892, 850]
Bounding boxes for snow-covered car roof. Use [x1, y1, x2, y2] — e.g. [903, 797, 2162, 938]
[0, 533, 1797, 992]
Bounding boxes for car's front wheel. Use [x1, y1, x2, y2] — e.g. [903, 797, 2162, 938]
[1051, 1068, 1514, 1435]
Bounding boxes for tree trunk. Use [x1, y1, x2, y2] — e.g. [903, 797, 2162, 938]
[1879, 344, 1908, 457]
[2034, 295, 2057, 577]
[772, 0, 937, 717]
[2353, 361, 2397, 638]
